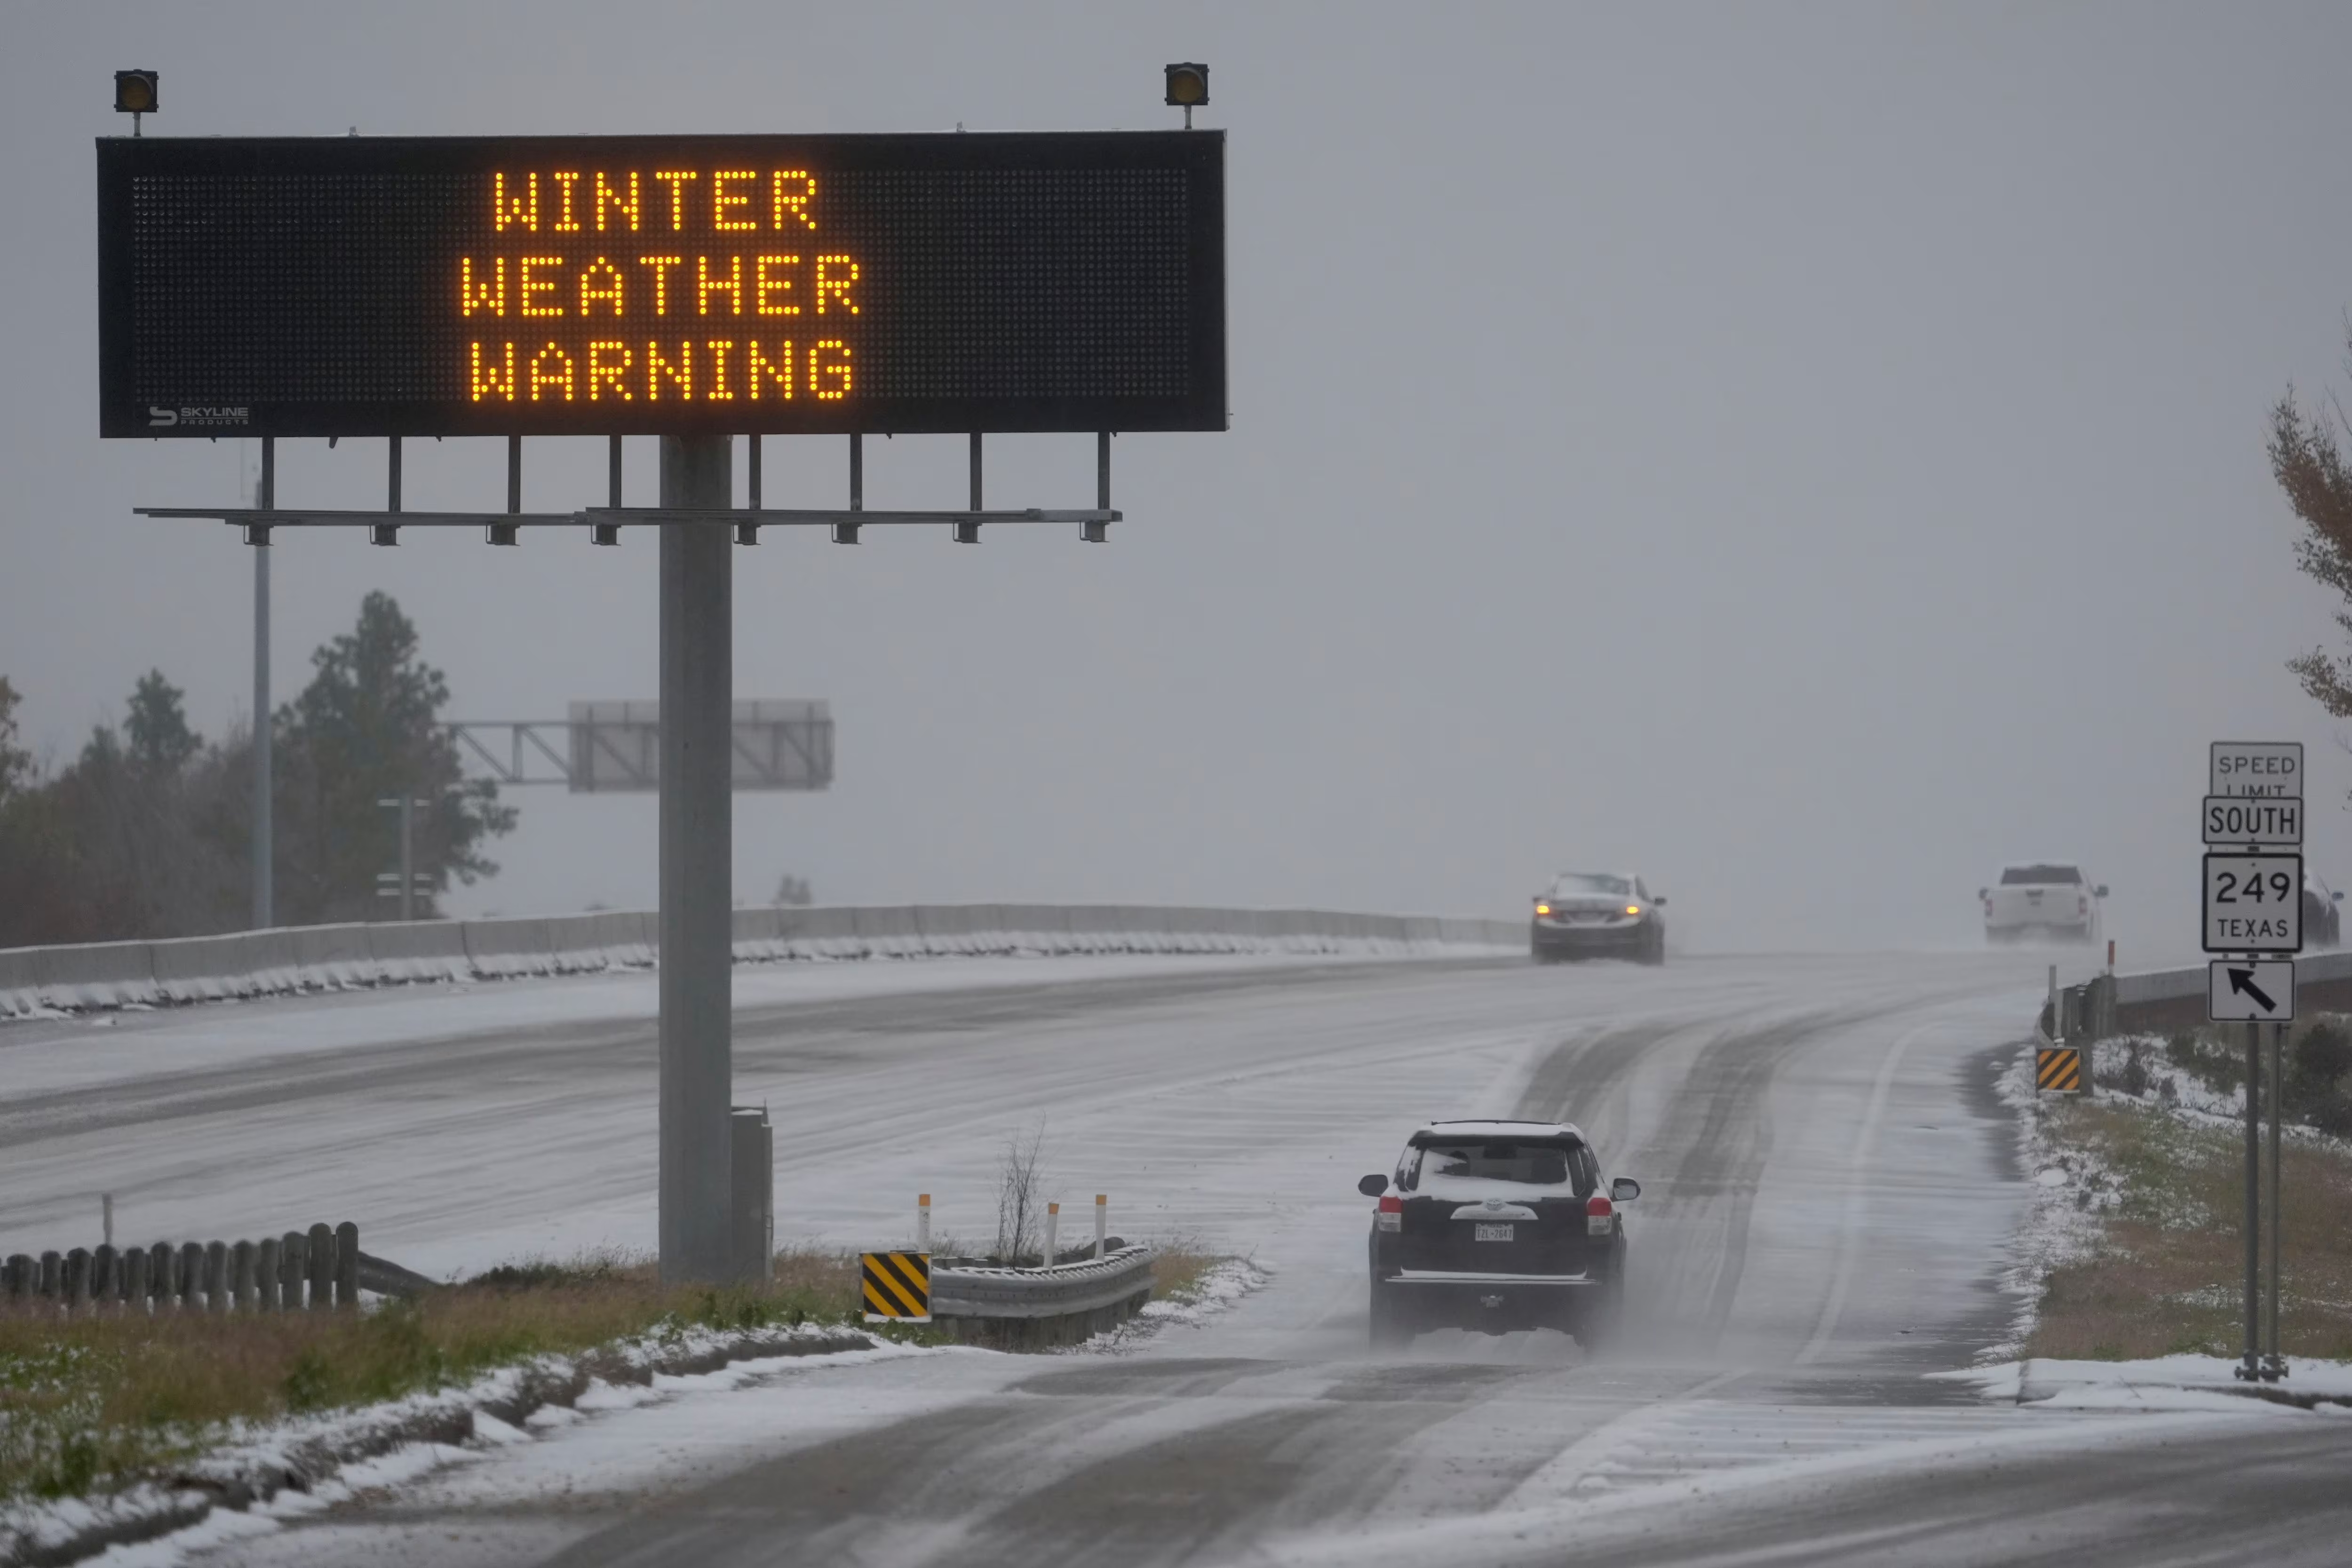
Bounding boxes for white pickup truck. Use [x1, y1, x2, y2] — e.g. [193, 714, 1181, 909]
[1981, 862, 2107, 945]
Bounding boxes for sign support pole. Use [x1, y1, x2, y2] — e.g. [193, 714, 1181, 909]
[2241, 1014, 2261, 1380]
[251, 437, 273, 930]
[2268, 1020, 2286, 1378]
[657, 433, 735, 1284]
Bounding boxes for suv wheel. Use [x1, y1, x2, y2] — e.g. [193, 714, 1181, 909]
[1369, 1282, 1414, 1348]
[1574, 1261, 1626, 1352]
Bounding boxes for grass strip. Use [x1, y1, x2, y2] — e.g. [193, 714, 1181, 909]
[2030, 1099, 2352, 1361]
[0, 1247, 867, 1503]
[2, 1237, 1228, 1504]
[1146, 1244, 1224, 1304]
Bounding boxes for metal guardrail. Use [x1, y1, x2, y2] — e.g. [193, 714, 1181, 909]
[2069, 951, 2352, 1041]
[1, 1222, 401, 1315]
[931, 1245, 1156, 1321]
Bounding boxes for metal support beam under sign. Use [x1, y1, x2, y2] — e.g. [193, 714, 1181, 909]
[2209, 959, 2296, 1022]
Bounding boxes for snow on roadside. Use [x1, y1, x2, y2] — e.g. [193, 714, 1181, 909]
[1072, 1258, 1271, 1353]
[1981, 1043, 2124, 1362]
[0, 1321, 922, 1568]
[1935, 1354, 2352, 1412]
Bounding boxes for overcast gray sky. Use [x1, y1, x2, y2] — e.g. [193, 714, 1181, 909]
[5, 2, 2350, 957]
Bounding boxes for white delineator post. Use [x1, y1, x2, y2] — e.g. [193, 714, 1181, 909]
[1094, 1194, 1108, 1259]
[102, 1194, 114, 1250]
[917, 1193, 931, 1253]
[1044, 1202, 1059, 1268]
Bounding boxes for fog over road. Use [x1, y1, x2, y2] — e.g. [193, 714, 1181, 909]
[10, 949, 2348, 1564]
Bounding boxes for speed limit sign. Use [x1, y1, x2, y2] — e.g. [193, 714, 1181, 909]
[2202, 852, 2302, 955]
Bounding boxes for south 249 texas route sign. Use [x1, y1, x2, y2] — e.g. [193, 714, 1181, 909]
[96, 132, 1226, 438]
[2202, 853, 2302, 955]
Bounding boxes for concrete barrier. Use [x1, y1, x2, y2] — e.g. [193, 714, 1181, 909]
[291, 922, 376, 989]
[848, 905, 921, 959]
[366, 920, 472, 984]
[35, 939, 158, 1010]
[461, 916, 558, 979]
[0, 904, 1522, 1016]
[994, 904, 1070, 956]
[773, 905, 857, 959]
[0, 946, 43, 1016]
[589, 910, 656, 966]
[151, 931, 286, 1003]
[540, 914, 610, 972]
[729, 907, 786, 963]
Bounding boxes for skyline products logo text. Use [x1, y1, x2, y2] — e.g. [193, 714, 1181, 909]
[148, 405, 251, 428]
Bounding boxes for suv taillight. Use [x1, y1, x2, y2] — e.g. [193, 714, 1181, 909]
[1377, 1194, 1402, 1233]
[2079, 896, 2089, 916]
[1586, 1194, 1614, 1236]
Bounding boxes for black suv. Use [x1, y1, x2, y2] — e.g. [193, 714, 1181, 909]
[1360, 1120, 1636, 1348]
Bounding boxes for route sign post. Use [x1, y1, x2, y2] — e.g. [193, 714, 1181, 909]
[2203, 741, 2303, 1385]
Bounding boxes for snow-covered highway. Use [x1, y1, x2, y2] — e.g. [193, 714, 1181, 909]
[10, 947, 2349, 1565]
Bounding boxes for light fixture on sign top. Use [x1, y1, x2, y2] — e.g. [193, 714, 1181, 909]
[1164, 63, 1208, 128]
[114, 70, 159, 135]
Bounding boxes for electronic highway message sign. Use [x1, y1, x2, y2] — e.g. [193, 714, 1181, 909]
[96, 131, 1225, 438]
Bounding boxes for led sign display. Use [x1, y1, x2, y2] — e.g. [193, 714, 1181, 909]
[97, 132, 1225, 438]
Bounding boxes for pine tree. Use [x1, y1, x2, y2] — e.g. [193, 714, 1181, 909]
[273, 592, 515, 924]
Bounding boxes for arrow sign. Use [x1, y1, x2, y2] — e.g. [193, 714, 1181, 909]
[2209, 959, 2296, 1021]
[2227, 968, 2277, 1011]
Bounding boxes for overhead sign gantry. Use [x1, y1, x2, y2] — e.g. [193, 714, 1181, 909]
[98, 99, 1229, 1288]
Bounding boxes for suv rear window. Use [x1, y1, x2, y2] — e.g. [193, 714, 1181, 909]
[1405, 1138, 1594, 1195]
[2001, 865, 2081, 885]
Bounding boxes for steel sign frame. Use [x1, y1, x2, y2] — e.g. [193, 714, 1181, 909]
[2201, 851, 2303, 955]
[96, 131, 1227, 439]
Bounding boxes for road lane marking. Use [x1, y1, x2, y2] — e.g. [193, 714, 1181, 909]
[1796, 1022, 1931, 1366]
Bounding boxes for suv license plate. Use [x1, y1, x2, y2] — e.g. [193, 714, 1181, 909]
[1474, 1223, 1515, 1242]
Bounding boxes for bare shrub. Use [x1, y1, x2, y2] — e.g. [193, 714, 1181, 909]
[994, 1122, 1053, 1266]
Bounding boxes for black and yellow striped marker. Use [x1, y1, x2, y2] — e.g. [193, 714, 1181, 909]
[2036, 1046, 2082, 1094]
[861, 1250, 931, 1323]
